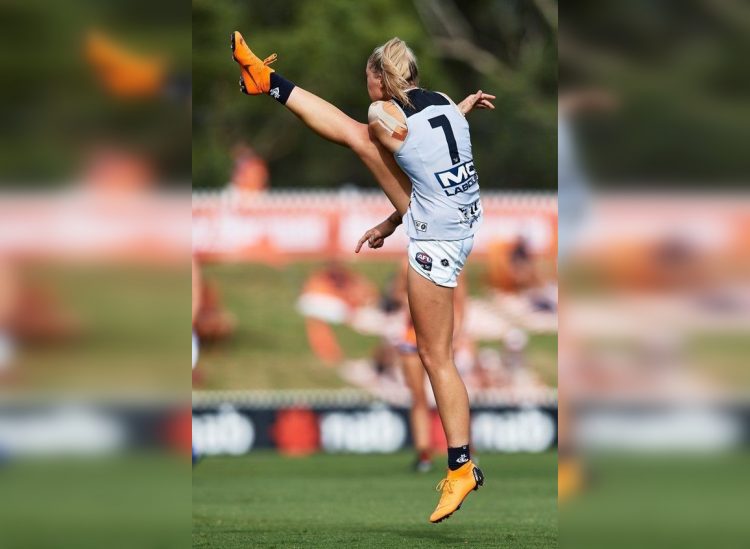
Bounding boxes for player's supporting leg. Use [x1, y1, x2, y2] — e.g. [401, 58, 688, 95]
[407, 267, 483, 523]
[401, 352, 432, 471]
[407, 269, 469, 448]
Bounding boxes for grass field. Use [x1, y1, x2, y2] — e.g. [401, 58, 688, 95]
[198, 261, 558, 391]
[192, 451, 558, 548]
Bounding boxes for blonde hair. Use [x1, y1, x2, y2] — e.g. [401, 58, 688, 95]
[368, 37, 419, 107]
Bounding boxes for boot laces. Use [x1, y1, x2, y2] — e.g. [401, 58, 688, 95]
[262, 53, 277, 66]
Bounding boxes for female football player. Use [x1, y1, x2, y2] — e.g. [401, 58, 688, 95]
[231, 32, 493, 523]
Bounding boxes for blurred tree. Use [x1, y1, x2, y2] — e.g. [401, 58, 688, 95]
[560, 0, 750, 186]
[0, 0, 191, 186]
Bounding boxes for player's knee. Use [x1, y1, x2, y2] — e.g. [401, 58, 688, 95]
[417, 346, 450, 375]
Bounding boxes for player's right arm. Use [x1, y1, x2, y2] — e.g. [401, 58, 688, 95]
[354, 210, 402, 253]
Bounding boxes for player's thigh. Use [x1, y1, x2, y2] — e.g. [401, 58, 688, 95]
[407, 265, 454, 359]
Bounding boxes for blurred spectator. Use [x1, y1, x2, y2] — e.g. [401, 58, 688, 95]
[192, 257, 201, 371]
[230, 144, 269, 194]
[0, 259, 18, 374]
[488, 236, 540, 292]
[193, 262, 236, 344]
[297, 262, 377, 365]
[4, 263, 80, 346]
[81, 146, 155, 195]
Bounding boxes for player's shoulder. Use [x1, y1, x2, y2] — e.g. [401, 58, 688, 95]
[368, 100, 404, 122]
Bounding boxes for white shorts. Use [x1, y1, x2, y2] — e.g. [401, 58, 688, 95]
[408, 237, 474, 288]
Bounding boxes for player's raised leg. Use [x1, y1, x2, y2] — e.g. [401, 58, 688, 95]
[231, 31, 410, 215]
[407, 267, 483, 522]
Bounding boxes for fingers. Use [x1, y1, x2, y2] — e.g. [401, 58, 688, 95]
[356, 230, 385, 253]
[475, 90, 495, 109]
[462, 91, 496, 112]
[355, 232, 370, 253]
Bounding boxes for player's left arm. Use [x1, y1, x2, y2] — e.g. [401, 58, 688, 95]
[456, 90, 496, 115]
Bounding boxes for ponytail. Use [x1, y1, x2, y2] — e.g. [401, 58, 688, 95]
[368, 37, 419, 108]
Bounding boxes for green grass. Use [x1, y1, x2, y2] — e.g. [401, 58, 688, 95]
[198, 261, 558, 390]
[192, 451, 558, 548]
[561, 453, 750, 549]
[0, 454, 190, 548]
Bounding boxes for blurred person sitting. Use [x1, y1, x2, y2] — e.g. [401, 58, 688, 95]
[7, 268, 80, 345]
[192, 257, 201, 371]
[297, 261, 377, 365]
[488, 236, 557, 327]
[488, 236, 539, 293]
[193, 262, 236, 344]
[0, 260, 18, 374]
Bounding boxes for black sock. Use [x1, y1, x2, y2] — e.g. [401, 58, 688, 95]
[447, 445, 471, 471]
[269, 73, 295, 104]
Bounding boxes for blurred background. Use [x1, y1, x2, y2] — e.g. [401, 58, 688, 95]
[0, 1, 190, 547]
[192, 0, 558, 544]
[558, 1, 750, 547]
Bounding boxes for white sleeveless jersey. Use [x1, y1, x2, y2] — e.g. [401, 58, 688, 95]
[391, 89, 482, 241]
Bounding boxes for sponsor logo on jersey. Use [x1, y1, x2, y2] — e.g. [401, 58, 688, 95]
[441, 259, 450, 267]
[415, 252, 432, 271]
[459, 199, 482, 228]
[434, 159, 479, 196]
[413, 220, 428, 232]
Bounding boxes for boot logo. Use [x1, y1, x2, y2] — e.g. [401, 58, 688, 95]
[456, 454, 468, 464]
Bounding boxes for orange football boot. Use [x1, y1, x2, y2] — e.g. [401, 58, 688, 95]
[429, 461, 484, 523]
[230, 31, 277, 95]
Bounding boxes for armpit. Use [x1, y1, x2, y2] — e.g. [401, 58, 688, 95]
[368, 101, 408, 141]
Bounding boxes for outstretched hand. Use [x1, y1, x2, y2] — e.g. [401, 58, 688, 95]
[457, 90, 496, 115]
